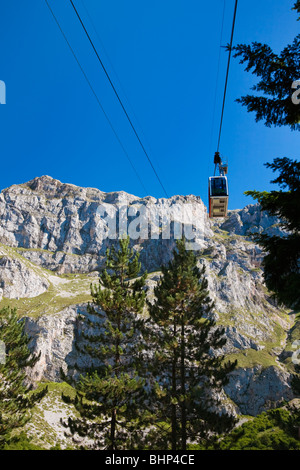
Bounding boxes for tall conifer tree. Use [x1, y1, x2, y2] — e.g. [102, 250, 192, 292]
[0, 306, 47, 447]
[232, 2, 300, 308]
[65, 237, 148, 450]
[244, 158, 300, 308]
[143, 239, 237, 450]
[232, 1, 300, 130]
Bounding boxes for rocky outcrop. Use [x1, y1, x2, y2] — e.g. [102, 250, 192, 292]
[0, 176, 296, 419]
[225, 366, 294, 416]
[24, 306, 82, 383]
[216, 203, 285, 237]
[0, 176, 208, 264]
[17, 249, 102, 275]
[0, 255, 49, 299]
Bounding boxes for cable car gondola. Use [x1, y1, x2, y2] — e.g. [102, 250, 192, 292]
[209, 175, 228, 218]
[209, 152, 229, 218]
[208, 0, 238, 219]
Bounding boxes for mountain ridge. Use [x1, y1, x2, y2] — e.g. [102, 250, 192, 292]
[0, 175, 298, 446]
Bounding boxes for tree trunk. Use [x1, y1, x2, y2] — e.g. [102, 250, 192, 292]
[180, 319, 187, 450]
[110, 407, 117, 450]
[171, 324, 177, 450]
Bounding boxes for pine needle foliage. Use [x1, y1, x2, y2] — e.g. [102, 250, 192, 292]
[232, 2, 300, 130]
[232, 3, 300, 308]
[0, 306, 47, 448]
[143, 239, 237, 450]
[64, 237, 148, 450]
[245, 157, 300, 309]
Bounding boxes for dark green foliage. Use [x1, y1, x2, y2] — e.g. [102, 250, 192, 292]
[232, 2, 300, 130]
[245, 158, 300, 309]
[143, 239, 237, 450]
[65, 237, 148, 450]
[2, 432, 45, 450]
[294, 1, 300, 15]
[0, 306, 47, 448]
[246, 158, 300, 232]
[234, 3, 300, 309]
[292, 369, 300, 396]
[214, 406, 300, 450]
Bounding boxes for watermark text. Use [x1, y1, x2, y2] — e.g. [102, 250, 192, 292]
[291, 80, 300, 105]
[94, 200, 206, 250]
[0, 80, 6, 104]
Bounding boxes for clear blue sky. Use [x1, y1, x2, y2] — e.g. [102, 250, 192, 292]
[0, 0, 299, 210]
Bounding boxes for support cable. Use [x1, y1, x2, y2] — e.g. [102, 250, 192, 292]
[216, 0, 238, 153]
[209, 0, 226, 177]
[80, 0, 147, 141]
[44, 0, 148, 194]
[69, 0, 169, 198]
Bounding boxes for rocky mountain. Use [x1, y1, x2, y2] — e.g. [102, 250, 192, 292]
[0, 175, 298, 448]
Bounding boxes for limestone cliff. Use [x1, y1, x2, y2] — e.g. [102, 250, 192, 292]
[0, 175, 297, 423]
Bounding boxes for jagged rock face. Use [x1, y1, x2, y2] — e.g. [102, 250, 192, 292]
[0, 175, 278, 275]
[225, 366, 294, 416]
[216, 204, 286, 237]
[0, 176, 113, 257]
[24, 306, 82, 383]
[24, 305, 111, 384]
[0, 254, 49, 299]
[0, 175, 210, 272]
[0, 175, 296, 418]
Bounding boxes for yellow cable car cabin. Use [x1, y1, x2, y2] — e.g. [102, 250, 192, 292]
[208, 176, 228, 218]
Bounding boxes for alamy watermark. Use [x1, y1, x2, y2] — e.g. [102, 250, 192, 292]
[94, 200, 206, 251]
[0, 80, 6, 104]
[291, 80, 300, 105]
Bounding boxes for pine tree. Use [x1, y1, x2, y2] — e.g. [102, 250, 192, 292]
[0, 306, 47, 448]
[232, 1, 300, 130]
[245, 158, 300, 309]
[65, 237, 148, 450]
[231, 2, 300, 308]
[143, 239, 237, 450]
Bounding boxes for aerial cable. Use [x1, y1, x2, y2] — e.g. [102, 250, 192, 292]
[80, 0, 148, 143]
[44, 0, 148, 195]
[208, 0, 237, 219]
[80, 0, 154, 159]
[216, 0, 238, 153]
[208, 0, 226, 169]
[69, 0, 169, 199]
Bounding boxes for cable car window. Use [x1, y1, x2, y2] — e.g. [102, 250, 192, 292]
[211, 178, 228, 197]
